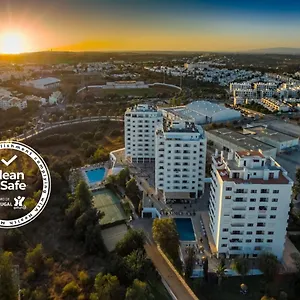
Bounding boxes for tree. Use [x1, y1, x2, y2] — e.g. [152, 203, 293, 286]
[184, 247, 196, 280]
[203, 257, 209, 282]
[84, 223, 105, 254]
[152, 218, 180, 266]
[291, 252, 300, 294]
[125, 178, 141, 211]
[115, 229, 145, 257]
[231, 256, 249, 280]
[293, 168, 300, 199]
[258, 252, 279, 283]
[117, 168, 129, 188]
[74, 208, 102, 241]
[125, 279, 154, 300]
[0, 252, 18, 300]
[215, 262, 226, 287]
[75, 181, 93, 213]
[62, 281, 81, 299]
[90, 273, 123, 300]
[123, 249, 152, 282]
[25, 244, 45, 273]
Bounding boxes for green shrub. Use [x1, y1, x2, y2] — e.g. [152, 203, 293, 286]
[78, 270, 89, 286]
[62, 281, 81, 298]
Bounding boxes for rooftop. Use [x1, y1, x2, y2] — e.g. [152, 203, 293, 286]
[29, 77, 61, 86]
[163, 100, 240, 121]
[236, 150, 264, 158]
[207, 128, 276, 152]
[126, 104, 159, 113]
[243, 126, 298, 143]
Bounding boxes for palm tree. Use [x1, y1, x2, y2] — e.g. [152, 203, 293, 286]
[231, 256, 250, 280]
[215, 262, 226, 287]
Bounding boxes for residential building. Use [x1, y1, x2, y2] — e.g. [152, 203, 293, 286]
[155, 120, 206, 203]
[209, 150, 293, 260]
[261, 98, 290, 112]
[0, 96, 27, 110]
[125, 104, 163, 163]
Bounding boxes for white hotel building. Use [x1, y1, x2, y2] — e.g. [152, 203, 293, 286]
[155, 121, 206, 203]
[125, 104, 163, 163]
[209, 150, 293, 260]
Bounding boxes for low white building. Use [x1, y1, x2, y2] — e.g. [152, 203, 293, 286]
[164, 101, 241, 125]
[0, 96, 27, 110]
[243, 126, 299, 152]
[155, 120, 206, 202]
[261, 98, 290, 112]
[21, 77, 61, 90]
[209, 150, 293, 260]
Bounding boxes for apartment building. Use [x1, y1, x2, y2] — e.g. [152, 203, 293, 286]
[261, 98, 290, 112]
[209, 150, 293, 260]
[125, 104, 163, 163]
[155, 121, 206, 203]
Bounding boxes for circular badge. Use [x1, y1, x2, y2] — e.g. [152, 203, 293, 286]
[0, 141, 51, 229]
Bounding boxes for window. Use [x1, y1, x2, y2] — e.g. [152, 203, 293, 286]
[250, 198, 256, 202]
[226, 187, 232, 191]
[225, 196, 231, 199]
[247, 223, 254, 227]
[267, 239, 273, 243]
[268, 231, 274, 235]
[253, 159, 259, 162]
[260, 198, 268, 202]
[255, 238, 263, 243]
[270, 215, 276, 219]
[249, 207, 255, 211]
[273, 190, 279, 194]
[251, 190, 257, 194]
[222, 228, 229, 232]
[272, 198, 278, 203]
[271, 207, 277, 211]
[261, 189, 269, 194]
[246, 231, 252, 235]
[221, 244, 227, 247]
[246, 239, 252, 243]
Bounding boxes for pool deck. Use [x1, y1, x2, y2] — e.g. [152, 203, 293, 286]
[80, 162, 109, 188]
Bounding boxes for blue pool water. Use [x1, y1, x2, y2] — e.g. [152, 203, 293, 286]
[174, 218, 196, 241]
[85, 168, 106, 184]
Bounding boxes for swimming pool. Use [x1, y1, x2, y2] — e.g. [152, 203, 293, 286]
[174, 218, 196, 241]
[85, 168, 106, 184]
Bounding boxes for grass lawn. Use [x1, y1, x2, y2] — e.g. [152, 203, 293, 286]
[199, 275, 296, 300]
[87, 88, 158, 97]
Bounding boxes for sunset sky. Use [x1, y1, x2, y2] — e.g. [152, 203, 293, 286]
[1, 0, 300, 53]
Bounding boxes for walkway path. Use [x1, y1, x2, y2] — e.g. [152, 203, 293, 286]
[145, 244, 199, 300]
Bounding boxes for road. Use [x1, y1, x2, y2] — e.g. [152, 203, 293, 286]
[12, 116, 124, 141]
[145, 244, 199, 300]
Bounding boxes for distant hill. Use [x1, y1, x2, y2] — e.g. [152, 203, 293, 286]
[246, 47, 300, 55]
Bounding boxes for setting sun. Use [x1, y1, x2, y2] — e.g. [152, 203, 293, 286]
[0, 32, 26, 54]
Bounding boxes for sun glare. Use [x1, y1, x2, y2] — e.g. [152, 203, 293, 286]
[0, 32, 26, 54]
